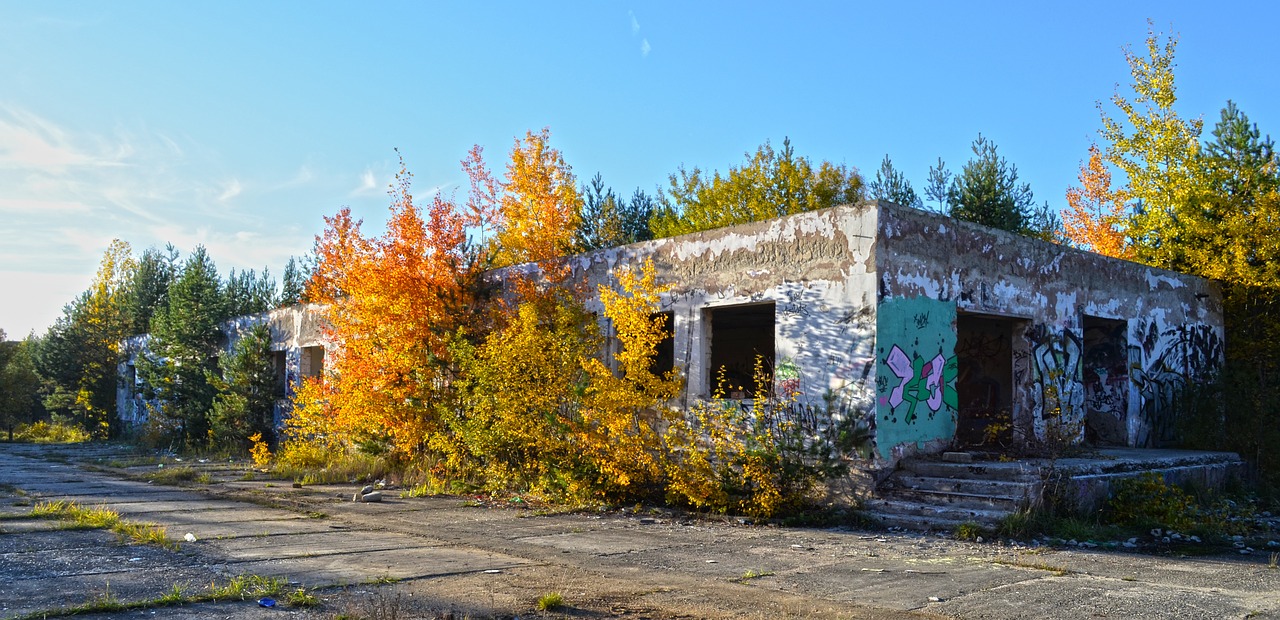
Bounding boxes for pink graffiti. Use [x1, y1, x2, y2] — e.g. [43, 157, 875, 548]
[885, 345, 947, 413]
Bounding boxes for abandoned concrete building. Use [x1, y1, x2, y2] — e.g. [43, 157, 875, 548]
[118, 200, 1237, 525]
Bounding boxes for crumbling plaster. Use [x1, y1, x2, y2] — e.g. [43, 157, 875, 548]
[874, 204, 1223, 456]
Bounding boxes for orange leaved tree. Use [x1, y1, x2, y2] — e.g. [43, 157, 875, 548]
[463, 128, 583, 300]
[1063, 144, 1130, 259]
[288, 159, 481, 465]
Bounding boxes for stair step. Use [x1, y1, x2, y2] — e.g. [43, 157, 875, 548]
[887, 488, 1026, 512]
[888, 474, 1040, 497]
[862, 498, 1010, 525]
[900, 459, 1043, 482]
[860, 511, 989, 532]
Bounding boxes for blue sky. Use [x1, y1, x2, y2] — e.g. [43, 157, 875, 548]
[2, 1, 1277, 337]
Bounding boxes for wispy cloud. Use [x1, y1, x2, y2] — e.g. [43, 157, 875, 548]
[351, 169, 379, 196]
[0, 105, 101, 170]
[627, 10, 650, 57]
[218, 178, 243, 201]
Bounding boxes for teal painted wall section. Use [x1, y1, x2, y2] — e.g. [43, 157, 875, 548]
[875, 297, 958, 461]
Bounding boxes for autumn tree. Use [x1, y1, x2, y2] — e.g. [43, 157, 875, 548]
[36, 240, 137, 437]
[1098, 23, 1204, 269]
[1063, 144, 1130, 258]
[868, 155, 922, 208]
[465, 128, 582, 268]
[650, 138, 864, 237]
[579, 259, 683, 496]
[287, 159, 480, 462]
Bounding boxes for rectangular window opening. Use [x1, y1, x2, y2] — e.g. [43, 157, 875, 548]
[649, 311, 675, 378]
[301, 346, 324, 379]
[706, 303, 775, 399]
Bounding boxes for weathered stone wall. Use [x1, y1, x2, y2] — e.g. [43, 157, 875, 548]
[875, 204, 1223, 453]
[562, 203, 882, 440]
[117, 304, 330, 429]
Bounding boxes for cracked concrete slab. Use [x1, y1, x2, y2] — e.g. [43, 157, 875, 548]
[3, 442, 1279, 620]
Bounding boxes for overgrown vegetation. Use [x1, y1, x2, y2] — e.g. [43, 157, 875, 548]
[9, 421, 92, 444]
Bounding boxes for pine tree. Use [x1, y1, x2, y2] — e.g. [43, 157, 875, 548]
[868, 155, 922, 208]
[947, 135, 1036, 233]
[138, 246, 228, 448]
[209, 323, 280, 450]
[280, 257, 307, 306]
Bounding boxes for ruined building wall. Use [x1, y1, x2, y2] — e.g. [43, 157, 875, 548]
[117, 304, 330, 430]
[875, 204, 1223, 454]
[565, 202, 882, 439]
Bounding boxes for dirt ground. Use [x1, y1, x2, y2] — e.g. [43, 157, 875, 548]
[2, 442, 1278, 620]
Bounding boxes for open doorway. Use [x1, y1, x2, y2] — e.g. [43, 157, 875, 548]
[1082, 317, 1128, 446]
[705, 303, 775, 399]
[955, 314, 1021, 447]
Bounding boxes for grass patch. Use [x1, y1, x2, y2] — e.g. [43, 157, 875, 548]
[400, 483, 436, 498]
[30, 500, 177, 549]
[286, 587, 320, 607]
[272, 442, 391, 485]
[953, 521, 986, 541]
[739, 569, 775, 581]
[10, 574, 291, 619]
[208, 574, 287, 600]
[143, 466, 200, 484]
[536, 592, 564, 611]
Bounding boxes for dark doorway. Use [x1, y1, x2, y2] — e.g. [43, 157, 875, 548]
[706, 303, 775, 399]
[649, 311, 675, 377]
[955, 314, 1019, 447]
[1082, 317, 1129, 446]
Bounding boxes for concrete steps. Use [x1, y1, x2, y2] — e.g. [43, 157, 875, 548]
[862, 448, 1246, 532]
[863, 455, 1042, 532]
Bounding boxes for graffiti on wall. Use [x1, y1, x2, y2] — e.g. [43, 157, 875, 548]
[1025, 324, 1085, 443]
[1082, 319, 1129, 445]
[875, 296, 957, 460]
[1130, 321, 1223, 446]
[882, 346, 957, 424]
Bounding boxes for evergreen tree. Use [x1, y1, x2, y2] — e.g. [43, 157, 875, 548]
[1204, 100, 1278, 202]
[280, 257, 307, 306]
[225, 268, 277, 317]
[868, 155, 922, 208]
[924, 157, 952, 213]
[947, 135, 1037, 234]
[208, 323, 280, 450]
[138, 246, 228, 448]
[576, 173, 626, 251]
[125, 245, 179, 336]
[576, 174, 657, 250]
[0, 336, 43, 440]
[622, 188, 656, 244]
